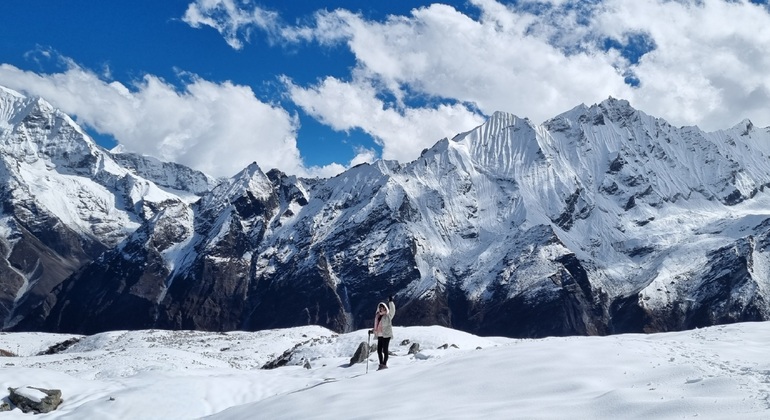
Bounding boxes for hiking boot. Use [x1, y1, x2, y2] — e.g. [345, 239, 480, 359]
[377, 364, 388, 370]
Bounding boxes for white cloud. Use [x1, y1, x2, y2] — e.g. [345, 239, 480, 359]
[182, 0, 283, 49]
[285, 76, 485, 163]
[349, 147, 378, 167]
[464, 0, 770, 130]
[285, 2, 633, 128]
[182, 0, 313, 48]
[0, 63, 310, 178]
[187, 0, 770, 134]
[592, 0, 770, 129]
[8, 0, 770, 181]
[303, 147, 378, 179]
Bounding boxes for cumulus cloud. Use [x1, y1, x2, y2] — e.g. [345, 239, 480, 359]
[285, 76, 485, 163]
[303, 147, 378, 179]
[349, 147, 378, 167]
[306, 3, 629, 125]
[188, 0, 770, 133]
[7, 0, 770, 180]
[0, 63, 307, 178]
[593, 0, 770, 129]
[182, 0, 311, 48]
[182, 0, 282, 49]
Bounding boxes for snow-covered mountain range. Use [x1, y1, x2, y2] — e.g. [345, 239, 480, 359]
[1, 85, 769, 337]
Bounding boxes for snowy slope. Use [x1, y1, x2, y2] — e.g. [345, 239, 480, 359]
[110, 150, 219, 198]
[1, 322, 769, 419]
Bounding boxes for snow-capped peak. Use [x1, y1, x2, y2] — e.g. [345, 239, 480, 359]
[597, 96, 633, 112]
[450, 110, 544, 176]
[0, 86, 104, 176]
[0, 84, 197, 247]
[0, 86, 40, 128]
[731, 118, 754, 134]
[214, 161, 272, 202]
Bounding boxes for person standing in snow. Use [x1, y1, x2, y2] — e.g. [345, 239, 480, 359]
[369, 296, 396, 370]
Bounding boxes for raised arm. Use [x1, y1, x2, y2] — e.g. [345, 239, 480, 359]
[388, 297, 396, 320]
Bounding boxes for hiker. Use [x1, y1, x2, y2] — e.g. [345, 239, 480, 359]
[369, 296, 396, 370]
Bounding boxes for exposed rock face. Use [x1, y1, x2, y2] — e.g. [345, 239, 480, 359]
[3, 86, 770, 338]
[37, 337, 81, 355]
[609, 235, 770, 333]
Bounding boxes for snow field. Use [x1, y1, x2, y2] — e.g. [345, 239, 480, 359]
[1, 323, 768, 419]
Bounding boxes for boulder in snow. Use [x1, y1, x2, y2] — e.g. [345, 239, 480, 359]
[349, 341, 370, 365]
[8, 386, 63, 414]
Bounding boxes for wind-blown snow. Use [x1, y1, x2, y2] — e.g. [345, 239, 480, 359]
[1, 323, 768, 419]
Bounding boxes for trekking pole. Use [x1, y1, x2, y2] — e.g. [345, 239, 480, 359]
[366, 330, 372, 374]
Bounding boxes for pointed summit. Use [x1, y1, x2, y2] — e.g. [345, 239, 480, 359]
[732, 118, 754, 136]
[451, 110, 543, 176]
[0, 86, 37, 127]
[217, 161, 271, 199]
[453, 110, 529, 144]
[545, 97, 642, 132]
[0, 85, 105, 176]
[598, 95, 627, 107]
[202, 161, 274, 217]
[232, 161, 271, 195]
[487, 110, 520, 127]
[596, 96, 637, 123]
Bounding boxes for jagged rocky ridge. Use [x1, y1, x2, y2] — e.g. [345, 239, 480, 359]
[1, 85, 769, 338]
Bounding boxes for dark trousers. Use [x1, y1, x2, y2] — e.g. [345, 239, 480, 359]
[377, 337, 391, 365]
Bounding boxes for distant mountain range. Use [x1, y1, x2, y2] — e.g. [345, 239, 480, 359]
[1, 85, 769, 337]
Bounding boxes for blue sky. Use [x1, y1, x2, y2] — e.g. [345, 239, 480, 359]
[1, 0, 433, 172]
[2, 1, 770, 177]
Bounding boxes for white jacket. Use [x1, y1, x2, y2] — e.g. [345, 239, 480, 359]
[374, 301, 396, 338]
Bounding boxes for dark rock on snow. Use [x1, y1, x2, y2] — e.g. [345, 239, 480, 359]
[8, 386, 63, 414]
[349, 341, 370, 365]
